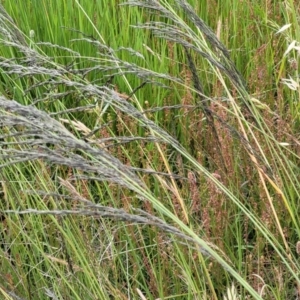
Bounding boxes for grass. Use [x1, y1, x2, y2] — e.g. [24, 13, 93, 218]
[0, 0, 299, 299]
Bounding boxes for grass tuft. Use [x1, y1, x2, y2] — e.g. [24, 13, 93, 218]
[0, 1, 299, 299]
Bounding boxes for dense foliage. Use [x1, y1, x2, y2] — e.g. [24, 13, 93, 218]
[0, 1, 299, 299]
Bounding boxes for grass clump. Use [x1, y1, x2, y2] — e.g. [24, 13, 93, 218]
[0, 0, 299, 299]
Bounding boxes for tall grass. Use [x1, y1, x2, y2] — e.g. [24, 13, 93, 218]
[0, 0, 299, 299]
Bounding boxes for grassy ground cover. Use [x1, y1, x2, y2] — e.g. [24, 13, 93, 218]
[0, 0, 299, 299]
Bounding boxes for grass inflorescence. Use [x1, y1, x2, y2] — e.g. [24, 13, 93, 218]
[0, 0, 299, 299]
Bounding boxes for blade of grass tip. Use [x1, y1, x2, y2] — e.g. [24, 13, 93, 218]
[74, 0, 189, 223]
[0, 3, 28, 47]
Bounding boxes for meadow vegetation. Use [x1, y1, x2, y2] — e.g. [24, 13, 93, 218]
[0, 0, 299, 299]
